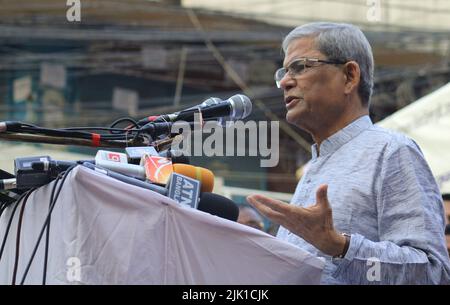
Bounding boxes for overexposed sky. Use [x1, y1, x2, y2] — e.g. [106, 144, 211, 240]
[183, 0, 450, 31]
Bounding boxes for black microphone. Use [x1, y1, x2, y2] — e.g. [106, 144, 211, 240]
[31, 159, 94, 178]
[0, 178, 16, 190]
[13, 156, 87, 190]
[0, 121, 26, 133]
[136, 97, 220, 126]
[197, 192, 239, 222]
[157, 149, 190, 164]
[0, 169, 25, 205]
[137, 95, 252, 126]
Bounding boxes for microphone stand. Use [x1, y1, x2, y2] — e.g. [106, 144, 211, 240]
[0, 132, 144, 148]
[0, 132, 182, 150]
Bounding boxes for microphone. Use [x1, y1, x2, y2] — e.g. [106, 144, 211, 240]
[184, 96, 242, 127]
[136, 97, 221, 126]
[27, 152, 145, 183]
[197, 192, 239, 222]
[95, 150, 145, 179]
[84, 161, 201, 211]
[0, 178, 16, 190]
[124, 147, 206, 190]
[15, 156, 64, 190]
[30, 153, 214, 192]
[185, 97, 222, 111]
[0, 169, 23, 204]
[82, 162, 167, 194]
[0, 121, 25, 133]
[30, 159, 94, 176]
[137, 94, 252, 126]
[125, 146, 189, 165]
[172, 163, 214, 193]
[82, 162, 238, 221]
[142, 155, 214, 192]
[17, 156, 233, 221]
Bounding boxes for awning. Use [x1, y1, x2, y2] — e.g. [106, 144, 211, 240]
[377, 82, 450, 194]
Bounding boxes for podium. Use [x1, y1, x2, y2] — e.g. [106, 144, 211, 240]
[0, 166, 324, 284]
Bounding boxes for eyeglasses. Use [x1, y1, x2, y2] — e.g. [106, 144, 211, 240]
[274, 57, 347, 88]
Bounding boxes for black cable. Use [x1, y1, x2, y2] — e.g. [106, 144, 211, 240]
[2, 121, 37, 131]
[9, 124, 139, 140]
[0, 202, 7, 219]
[109, 117, 142, 143]
[0, 189, 35, 265]
[61, 127, 140, 133]
[42, 174, 62, 285]
[4, 120, 157, 146]
[19, 165, 76, 285]
[18, 126, 119, 140]
[109, 117, 139, 133]
[132, 131, 143, 143]
[11, 189, 36, 285]
[5, 121, 141, 139]
[5, 119, 168, 143]
[9, 125, 94, 138]
[59, 127, 140, 139]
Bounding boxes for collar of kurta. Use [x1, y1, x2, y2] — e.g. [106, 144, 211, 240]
[311, 115, 373, 159]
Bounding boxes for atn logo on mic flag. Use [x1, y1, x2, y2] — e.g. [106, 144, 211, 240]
[142, 154, 173, 185]
[167, 173, 200, 209]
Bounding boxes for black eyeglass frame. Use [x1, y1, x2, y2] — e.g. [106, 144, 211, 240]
[274, 57, 347, 88]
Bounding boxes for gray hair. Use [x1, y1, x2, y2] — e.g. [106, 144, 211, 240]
[282, 22, 374, 106]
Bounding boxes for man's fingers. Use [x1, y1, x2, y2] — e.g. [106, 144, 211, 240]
[315, 184, 330, 208]
[246, 195, 286, 223]
[247, 194, 291, 214]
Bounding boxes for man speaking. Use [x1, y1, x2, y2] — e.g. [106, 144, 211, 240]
[247, 22, 450, 284]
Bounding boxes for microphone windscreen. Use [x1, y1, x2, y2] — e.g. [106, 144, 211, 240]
[197, 192, 239, 222]
[172, 164, 214, 192]
[229, 94, 252, 119]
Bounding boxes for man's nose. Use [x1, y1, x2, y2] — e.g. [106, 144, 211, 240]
[279, 73, 296, 91]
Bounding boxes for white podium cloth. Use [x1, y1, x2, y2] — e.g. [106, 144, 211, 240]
[0, 166, 324, 284]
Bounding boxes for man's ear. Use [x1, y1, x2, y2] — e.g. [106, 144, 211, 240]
[343, 61, 361, 95]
